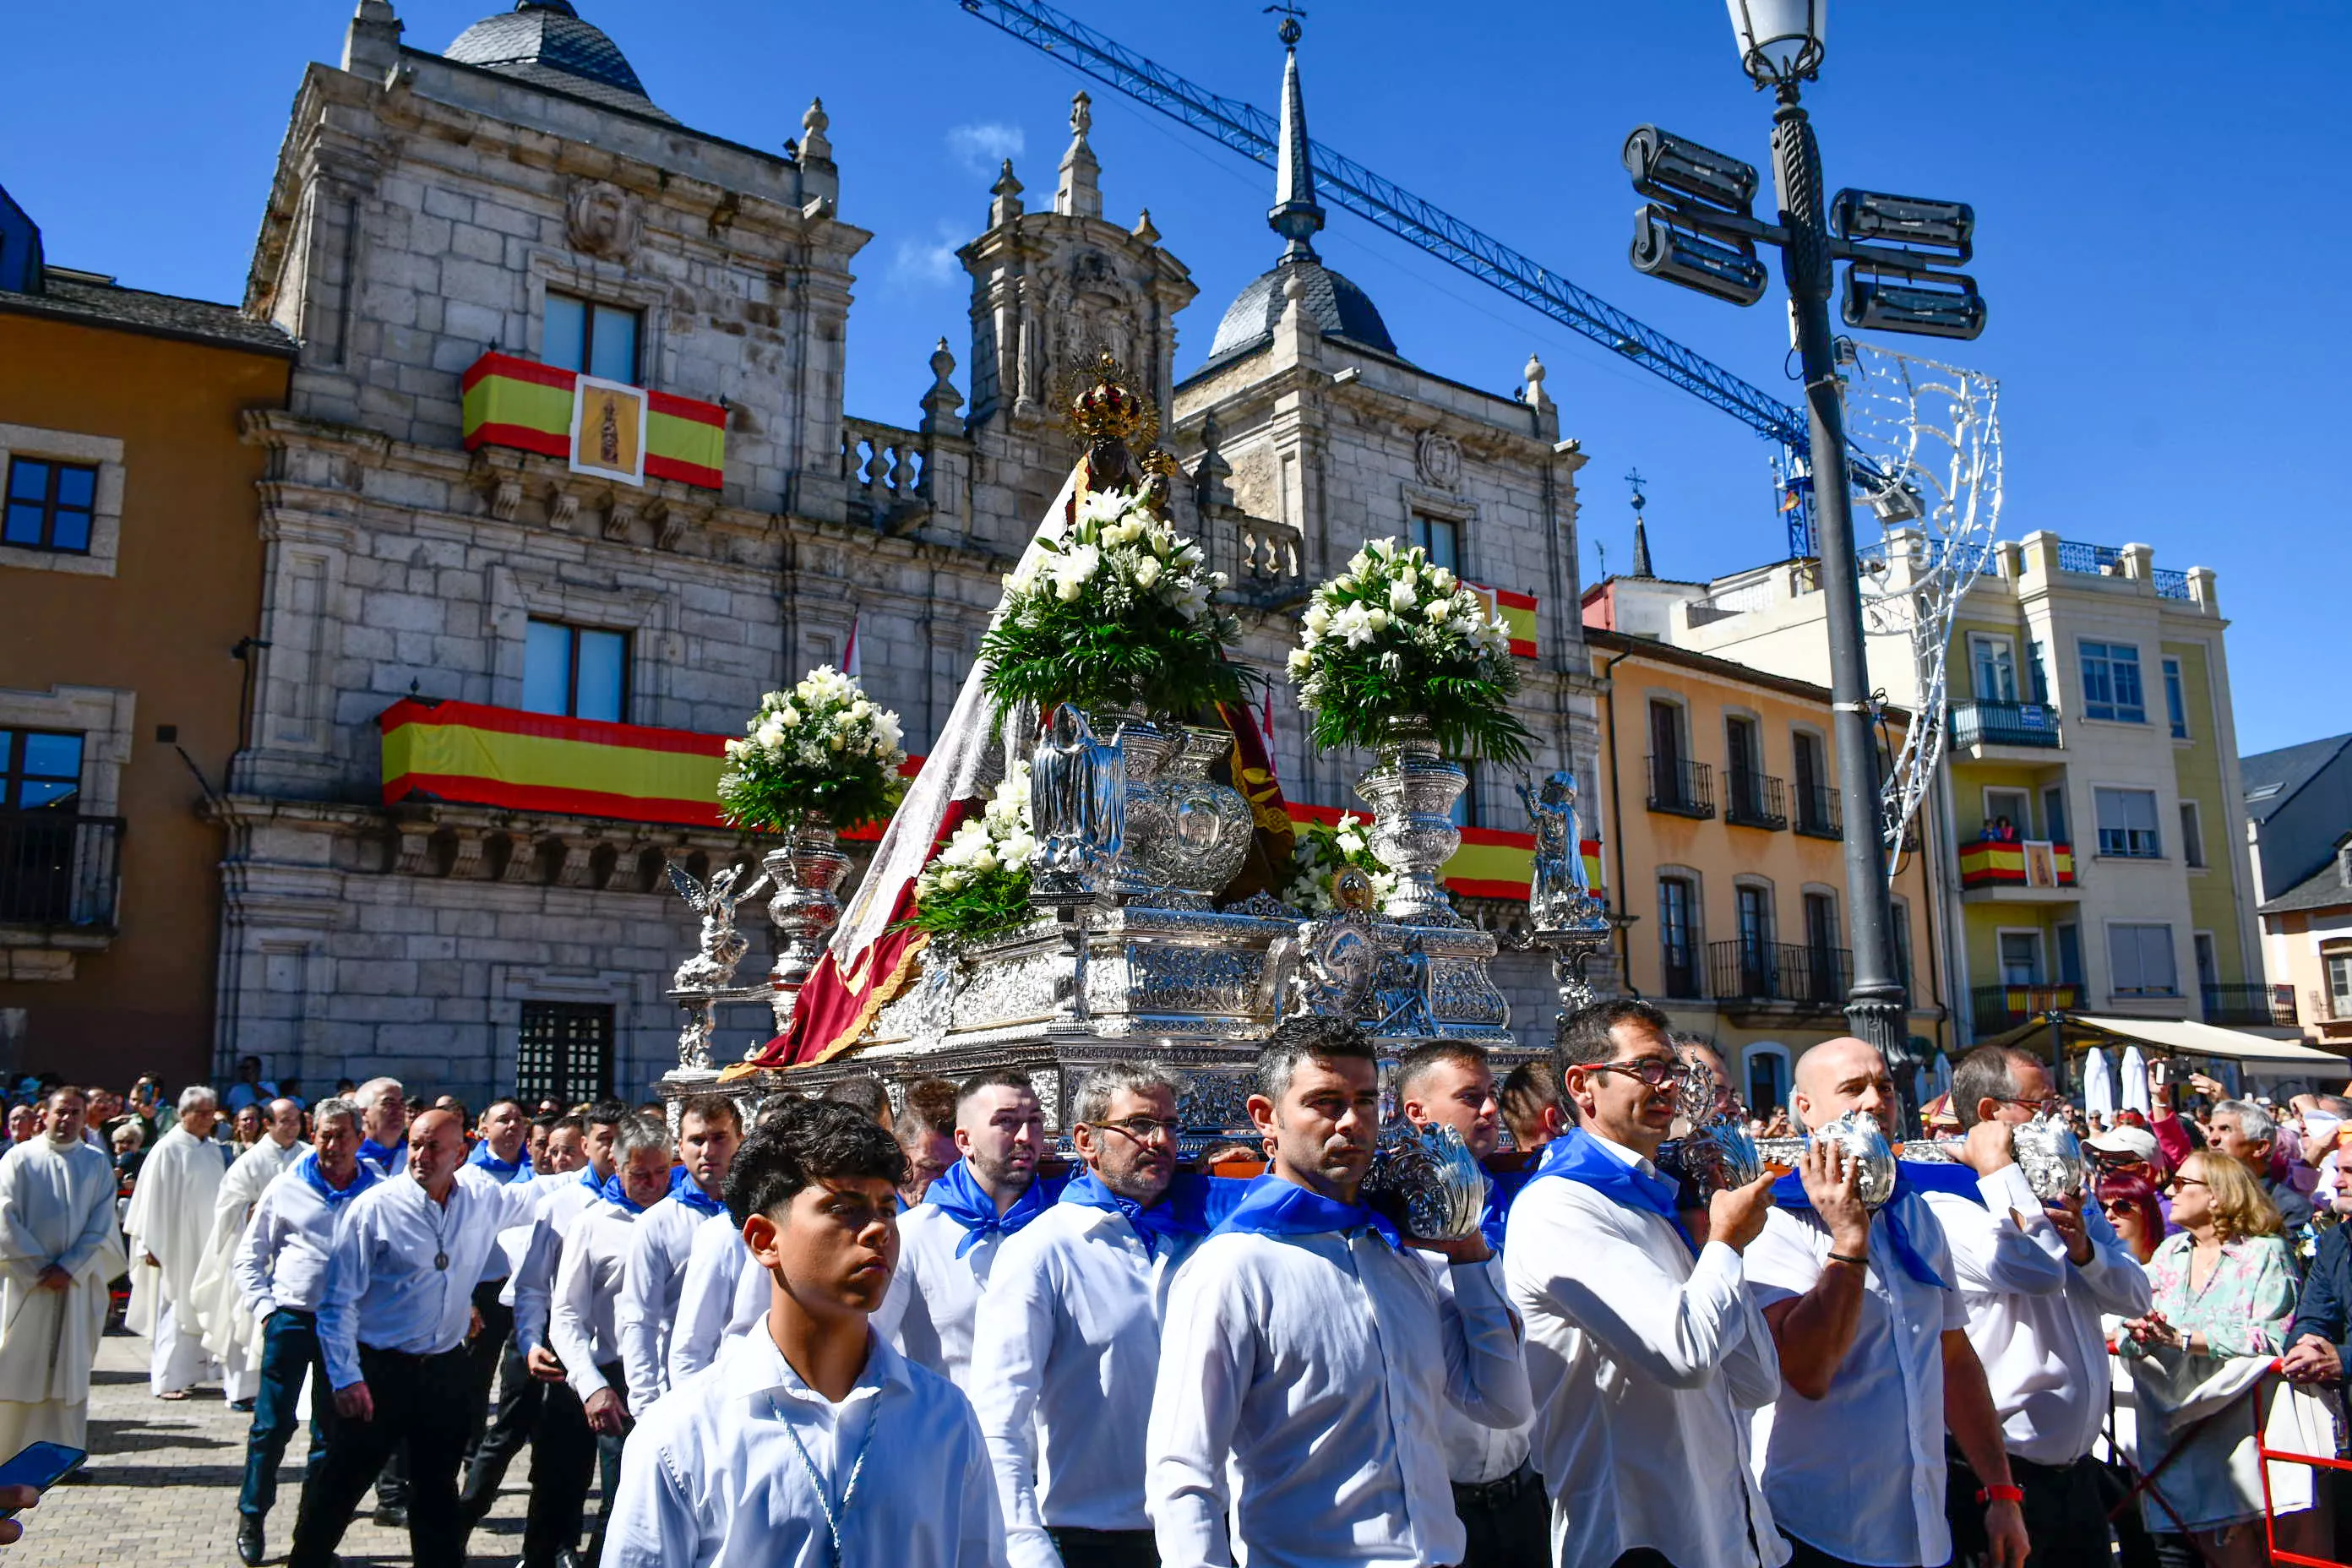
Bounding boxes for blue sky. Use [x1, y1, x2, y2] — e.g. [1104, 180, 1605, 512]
[3, 1, 2343, 754]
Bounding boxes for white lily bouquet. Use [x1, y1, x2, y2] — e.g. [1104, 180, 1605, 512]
[1288, 538, 1533, 762]
[980, 486, 1256, 721]
[1281, 813, 1401, 914]
[716, 666, 907, 834]
[906, 760, 1038, 940]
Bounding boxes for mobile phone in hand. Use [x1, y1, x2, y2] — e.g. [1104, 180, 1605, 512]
[0, 1442, 85, 1516]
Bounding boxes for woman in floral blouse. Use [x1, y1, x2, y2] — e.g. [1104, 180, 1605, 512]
[2115, 1149, 2317, 1568]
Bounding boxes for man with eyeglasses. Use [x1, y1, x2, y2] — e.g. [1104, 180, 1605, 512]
[1745, 1037, 2030, 1568]
[1147, 1017, 1531, 1568]
[875, 1067, 1063, 1388]
[1503, 999, 1783, 1568]
[1396, 1040, 1544, 1567]
[1925, 1045, 2150, 1568]
[972, 1063, 1235, 1568]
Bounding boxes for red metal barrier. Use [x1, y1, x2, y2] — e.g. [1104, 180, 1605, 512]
[2257, 1362, 2351, 1568]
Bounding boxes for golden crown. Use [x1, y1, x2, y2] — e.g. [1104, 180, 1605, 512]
[1055, 351, 1160, 450]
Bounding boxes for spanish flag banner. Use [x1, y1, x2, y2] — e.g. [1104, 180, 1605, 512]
[1288, 802, 1602, 900]
[1465, 583, 1540, 659]
[460, 352, 726, 490]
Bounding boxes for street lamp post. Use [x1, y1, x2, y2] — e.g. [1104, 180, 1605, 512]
[1623, 0, 1985, 1062]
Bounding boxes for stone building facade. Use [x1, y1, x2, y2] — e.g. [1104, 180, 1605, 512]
[214, 0, 1596, 1105]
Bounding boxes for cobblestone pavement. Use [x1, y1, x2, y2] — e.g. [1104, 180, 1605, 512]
[8, 1329, 543, 1567]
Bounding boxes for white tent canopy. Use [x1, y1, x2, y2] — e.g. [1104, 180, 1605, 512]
[2068, 1015, 2349, 1073]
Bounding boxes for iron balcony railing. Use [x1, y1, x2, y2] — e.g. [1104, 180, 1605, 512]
[1709, 939, 1851, 1010]
[1971, 982, 2081, 1036]
[1647, 755, 1715, 819]
[1794, 782, 1843, 840]
[2201, 984, 2282, 1028]
[2153, 568, 2191, 601]
[2057, 539, 2124, 576]
[0, 811, 123, 929]
[1724, 771, 1788, 830]
[1949, 700, 2062, 749]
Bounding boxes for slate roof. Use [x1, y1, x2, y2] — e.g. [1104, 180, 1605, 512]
[2259, 851, 2352, 916]
[0, 272, 293, 356]
[2241, 732, 2352, 824]
[444, 1, 675, 124]
[1203, 253, 1402, 369]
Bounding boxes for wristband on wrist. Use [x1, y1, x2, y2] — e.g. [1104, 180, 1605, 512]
[1977, 1484, 2024, 1506]
[1826, 1250, 1869, 1267]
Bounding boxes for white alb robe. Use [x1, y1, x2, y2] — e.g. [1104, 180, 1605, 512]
[122, 1124, 231, 1391]
[0, 1135, 128, 1451]
[191, 1137, 306, 1399]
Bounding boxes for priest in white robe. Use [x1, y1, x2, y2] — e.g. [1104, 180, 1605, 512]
[193, 1098, 307, 1407]
[123, 1085, 232, 1398]
[0, 1086, 127, 1453]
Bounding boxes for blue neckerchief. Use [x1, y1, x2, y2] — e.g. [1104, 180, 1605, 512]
[295, 1149, 379, 1208]
[597, 1170, 655, 1216]
[359, 1138, 406, 1175]
[1478, 1175, 1510, 1255]
[467, 1142, 533, 1183]
[1771, 1160, 1979, 1290]
[673, 1165, 727, 1218]
[579, 1166, 605, 1194]
[924, 1161, 1061, 1258]
[1528, 1129, 1697, 1256]
[1059, 1169, 1249, 1259]
[1210, 1173, 1401, 1250]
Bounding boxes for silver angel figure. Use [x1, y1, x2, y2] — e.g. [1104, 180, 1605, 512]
[1029, 704, 1127, 905]
[1518, 770, 1604, 931]
[669, 861, 771, 992]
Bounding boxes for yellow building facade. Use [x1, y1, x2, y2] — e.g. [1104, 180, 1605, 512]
[1587, 627, 1948, 1114]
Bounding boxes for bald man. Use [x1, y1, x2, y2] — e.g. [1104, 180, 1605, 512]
[1744, 1038, 2029, 1568]
[289, 1108, 546, 1568]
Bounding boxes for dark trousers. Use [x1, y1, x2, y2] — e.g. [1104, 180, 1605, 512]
[1451, 1462, 1550, 1568]
[1948, 1448, 2111, 1568]
[461, 1277, 514, 1457]
[288, 1343, 473, 1568]
[1048, 1526, 1160, 1568]
[588, 1362, 629, 1564]
[237, 1309, 335, 1522]
[460, 1309, 545, 1519]
[1781, 1533, 1905, 1568]
[521, 1380, 596, 1568]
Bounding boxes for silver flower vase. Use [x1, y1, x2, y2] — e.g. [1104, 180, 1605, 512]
[764, 813, 852, 1031]
[1129, 725, 1254, 908]
[1355, 716, 1466, 926]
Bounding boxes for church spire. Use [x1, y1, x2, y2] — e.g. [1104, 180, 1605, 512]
[1267, 12, 1324, 262]
[1627, 468, 1655, 579]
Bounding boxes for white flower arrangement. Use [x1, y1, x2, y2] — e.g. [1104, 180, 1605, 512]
[981, 487, 1255, 720]
[716, 666, 907, 833]
[907, 761, 1037, 939]
[1280, 812, 1399, 915]
[1288, 537, 1533, 762]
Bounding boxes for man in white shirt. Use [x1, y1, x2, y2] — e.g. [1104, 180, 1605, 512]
[231, 1097, 378, 1567]
[616, 1092, 742, 1415]
[1504, 999, 1783, 1568]
[1146, 1017, 1533, 1568]
[973, 1062, 1223, 1568]
[1745, 1037, 2029, 1568]
[0, 1086, 127, 1459]
[513, 1113, 674, 1568]
[194, 1097, 308, 1413]
[460, 1101, 626, 1527]
[879, 1068, 1057, 1387]
[1393, 1039, 1546, 1567]
[607, 1098, 1004, 1567]
[286, 1106, 543, 1568]
[1930, 1046, 2151, 1568]
[123, 1084, 233, 1399]
[352, 1075, 409, 1175]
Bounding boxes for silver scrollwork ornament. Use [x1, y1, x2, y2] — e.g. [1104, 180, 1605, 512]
[2012, 1112, 2088, 1205]
[1660, 1062, 1764, 1199]
[1810, 1112, 1901, 1211]
[1363, 1121, 1487, 1241]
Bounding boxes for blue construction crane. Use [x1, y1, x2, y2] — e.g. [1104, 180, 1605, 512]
[958, 0, 1837, 554]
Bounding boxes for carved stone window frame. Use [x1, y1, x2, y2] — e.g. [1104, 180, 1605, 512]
[524, 253, 670, 389]
[1400, 482, 1477, 580]
[0, 683, 137, 818]
[0, 423, 127, 578]
[489, 564, 680, 727]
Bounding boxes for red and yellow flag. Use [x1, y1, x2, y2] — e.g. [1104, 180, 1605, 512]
[460, 352, 727, 489]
